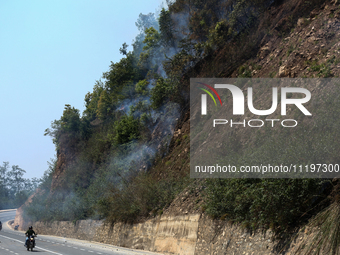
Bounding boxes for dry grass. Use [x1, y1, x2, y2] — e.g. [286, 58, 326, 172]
[296, 183, 340, 255]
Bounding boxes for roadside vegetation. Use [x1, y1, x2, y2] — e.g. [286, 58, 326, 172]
[0, 162, 41, 209]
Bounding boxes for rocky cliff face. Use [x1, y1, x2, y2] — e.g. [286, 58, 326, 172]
[50, 133, 78, 193]
[236, 2, 340, 79]
[14, 189, 44, 231]
[14, 133, 78, 230]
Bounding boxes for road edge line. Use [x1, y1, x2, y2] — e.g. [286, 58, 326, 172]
[0, 234, 63, 255]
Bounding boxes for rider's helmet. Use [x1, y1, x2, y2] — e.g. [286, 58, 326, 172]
[29, 226, 33, 230]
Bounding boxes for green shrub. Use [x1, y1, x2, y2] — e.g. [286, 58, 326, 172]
[204, 178, 327, 235]
[207, 20, 231, 47]
[99, 174, 190, 223]
[150, 78, 177, 109]
[287, 45, 294, 56]
[308, 62, 332, 77]
[298, 200, 340, 255]
[114, 115, 141, 144]
[135, 79, 149, 96]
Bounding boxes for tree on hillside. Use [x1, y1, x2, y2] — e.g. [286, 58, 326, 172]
[0, 162, 10, 208]
[159, 8, 175, 48]
[135, 12, 158, 32]
[0, 162, 40, 209]
[60, 104, 81, 133]
[83, 80, 104, 121]
[7, 165, 26, 195]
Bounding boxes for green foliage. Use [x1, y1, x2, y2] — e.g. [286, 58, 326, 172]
[308, 61, 332, 78]
[138, 27, 163, 70]
[159, 8, 175, 47]
[60, 104, 81, 133]
[102, 53, 145, 108]
[169, 0, 271, 44]
[133, 12, 158, 57]
[44, 119, 62, 147]
[227, 0, 263, 35]
[238, 65, 252, 77]
[135, 12, 158, 32]
[99, 173, 190, 223]
[163, 39, 198, 78]
[0, 161, 39, 209]
[39, 159, 55, 191]
[83, 80, 104, 121]
[287, 44, 294, 56]
[143, 27, 161, 51]
[200, 88, 340, 236]
[150, 78, 177, 109]
[45, 104, 91, 151]
[96, 90, 111, 120]
[135, 79, 149, 96]
[298, 201, 340, 255]
[114, 115, 141, 144]
[207, 20, 231, 47]
[130, 100, 154, 130]
[185, 0, 224, 41]
[119, 42, 129, 55]
[204, 179, 326, 235]
[7, 165, 27, 195]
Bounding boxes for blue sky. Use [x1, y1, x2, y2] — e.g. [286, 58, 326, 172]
[0, 0, 164, 179]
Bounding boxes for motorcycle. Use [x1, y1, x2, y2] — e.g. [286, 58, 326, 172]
[26, 234, 37, 251]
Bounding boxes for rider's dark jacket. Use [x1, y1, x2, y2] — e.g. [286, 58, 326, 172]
[25, 229, 36, 236]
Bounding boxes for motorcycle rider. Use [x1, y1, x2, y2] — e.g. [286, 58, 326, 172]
[24, 226, 36, 247]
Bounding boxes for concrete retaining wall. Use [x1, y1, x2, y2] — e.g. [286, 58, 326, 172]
[33, 214, 303, 255]
[34, 214, 200, 255]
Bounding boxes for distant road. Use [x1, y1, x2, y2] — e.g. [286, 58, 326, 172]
[0, 210, 163, 255]
[0, 209, 16, 222]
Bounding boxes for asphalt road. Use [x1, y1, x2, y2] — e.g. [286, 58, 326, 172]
[0, 210, 162, 255]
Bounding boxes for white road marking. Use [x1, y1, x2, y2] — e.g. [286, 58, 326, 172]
[0, 234, 64, 255]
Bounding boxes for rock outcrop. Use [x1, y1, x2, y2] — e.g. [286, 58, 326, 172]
[13, 189, 43, 231]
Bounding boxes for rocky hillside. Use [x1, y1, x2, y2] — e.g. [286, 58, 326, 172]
[240, 2, 340, 79]
[17, 0, 340, 254]
[149, 0, 340, 253]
